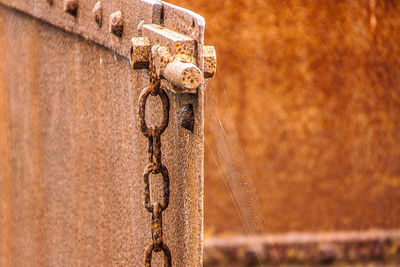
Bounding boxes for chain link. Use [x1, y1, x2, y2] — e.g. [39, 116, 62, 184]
[139, 58, 172, 267]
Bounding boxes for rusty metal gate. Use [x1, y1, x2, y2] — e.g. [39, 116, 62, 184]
[0, 0, 215, 266]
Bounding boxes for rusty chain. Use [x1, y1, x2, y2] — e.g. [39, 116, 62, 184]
[138, 58, 172, 267]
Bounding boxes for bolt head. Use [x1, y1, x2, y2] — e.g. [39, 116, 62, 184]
[130, 37, 151, 69]
[93, 1, 102, 27]
[203, 45, 217, 79]
[64, 0, 78, 16]
[110, 11, 123, 37]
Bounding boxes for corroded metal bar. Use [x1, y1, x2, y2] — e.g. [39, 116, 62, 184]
[204, 230, 400, 266]
[162, 60, 202, 90]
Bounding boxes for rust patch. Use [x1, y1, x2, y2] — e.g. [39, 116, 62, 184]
[180, 64, 201, 89]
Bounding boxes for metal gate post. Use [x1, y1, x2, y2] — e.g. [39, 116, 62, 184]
[0, 0, 216, 266]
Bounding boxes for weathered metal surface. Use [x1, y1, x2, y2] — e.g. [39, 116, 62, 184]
[169, 0, 400, 235]
[0, 0, 163, 58]
[204, 230, 400, 266]
[0, 0, 205, 266]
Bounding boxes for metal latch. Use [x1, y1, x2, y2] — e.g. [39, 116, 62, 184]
[130, 24, 216, 94]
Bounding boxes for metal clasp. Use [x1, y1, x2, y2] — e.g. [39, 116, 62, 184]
[130, 24, 216, 94]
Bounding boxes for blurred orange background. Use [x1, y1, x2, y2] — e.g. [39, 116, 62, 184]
[169, 0, 400, 236]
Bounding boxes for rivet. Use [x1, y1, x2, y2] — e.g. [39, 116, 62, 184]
[93, 1, 102, 27]
[179, 104, 195, 133]
[64, 0, 78, 16]
[110, 11, 123, 37]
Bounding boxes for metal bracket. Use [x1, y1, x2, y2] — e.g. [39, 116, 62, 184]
[130, 24, 216, 94]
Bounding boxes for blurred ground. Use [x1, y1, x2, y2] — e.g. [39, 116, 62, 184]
[168, 0, 400, 236]
[204, 230, 400, 266]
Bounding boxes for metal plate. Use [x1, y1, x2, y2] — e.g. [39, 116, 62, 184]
[0, 0, 204, 266]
